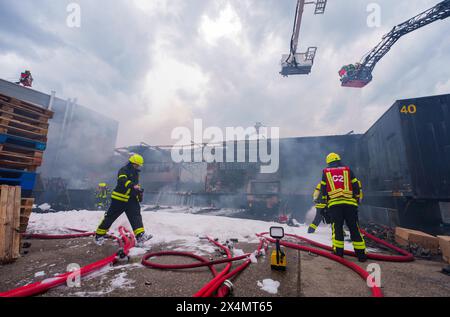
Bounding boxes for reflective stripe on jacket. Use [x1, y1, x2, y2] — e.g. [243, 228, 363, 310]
[111, 163, 139, 203]
[323, 166, 358, 208]
[313, 182, 327, 209]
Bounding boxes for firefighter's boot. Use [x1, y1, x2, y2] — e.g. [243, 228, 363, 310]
[333, 247, 344, 258]
[136, 232, 153, 247]
[95, 234, 106, 246]
[355, 249, 368, 262]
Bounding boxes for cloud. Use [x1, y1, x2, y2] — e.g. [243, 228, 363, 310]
[199, 2, 243, 46]
[0, 0, 449, 147]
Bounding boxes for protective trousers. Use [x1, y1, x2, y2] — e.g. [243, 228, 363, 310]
[96, 198, 145, 236]
[308, 208, 323, 233]
[330, 204, 366, 256]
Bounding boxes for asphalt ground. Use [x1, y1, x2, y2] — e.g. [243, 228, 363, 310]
[1, 236, 449, 297]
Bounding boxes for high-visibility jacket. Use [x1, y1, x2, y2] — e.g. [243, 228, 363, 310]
[321, 166, 359, 208]
[313, 182, 327, 209]
[356, 180, 363, 203]
[96, 188, 108, 199]
[111, 163, 140, 203]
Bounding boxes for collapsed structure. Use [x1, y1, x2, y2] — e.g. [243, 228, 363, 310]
[0, 78, 448, 235]
[129, 94, 450, 235]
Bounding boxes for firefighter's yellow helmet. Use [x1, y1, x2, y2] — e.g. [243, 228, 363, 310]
[98, 183, 107, 187]
[326, 153, 341, 165]
[129, 154, 144, 167]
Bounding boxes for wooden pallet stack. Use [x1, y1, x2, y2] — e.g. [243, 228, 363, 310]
[0, 92, 51, 170]
[0, 92, 53, 238]
[20, 198, 35, 233]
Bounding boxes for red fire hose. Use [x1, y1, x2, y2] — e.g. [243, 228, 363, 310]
[267, 229, 414, 262]
[142, 238, 267, 297]
[196, 238, 266, 298]
[257, 229, 414, 298]
[200, 239, 267, 298]
[142, 227, 412, 298]
[22, 232, 94, 240]
[0, 227, 135, 298]
[2, 225, 413, 298]
[260, 234, 384, 297]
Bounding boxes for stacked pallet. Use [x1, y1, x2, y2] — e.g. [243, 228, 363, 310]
[0, 92, 53, 235]
[0, 185, 21, 264]
[20, 198, 34, 233]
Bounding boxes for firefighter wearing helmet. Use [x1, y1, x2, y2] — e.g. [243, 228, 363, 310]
[317, 153, 367, 262]
[95, 182, 110, 210]
[95, 154, 152, 246]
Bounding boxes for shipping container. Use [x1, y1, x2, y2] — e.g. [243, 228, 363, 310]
[359, 94, 450, 234]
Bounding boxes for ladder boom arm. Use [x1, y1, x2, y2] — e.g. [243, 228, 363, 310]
[362, 0, 450, 72]
[290, 0, 306, 56]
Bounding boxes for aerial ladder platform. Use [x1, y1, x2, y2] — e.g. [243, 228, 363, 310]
[280, 0, 328, 77]
[339, 0, 450, 88]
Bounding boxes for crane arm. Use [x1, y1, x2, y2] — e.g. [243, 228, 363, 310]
[362, 0, 450, 72]
[289, 0, 306, 58]
[281, 0, 327, 76]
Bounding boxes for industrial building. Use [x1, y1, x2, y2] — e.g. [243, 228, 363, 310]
[1, 78, 448, 234]
[0, 79, 119, 209]
[150, 95, 449, 235]
[2, 0, 450, 299]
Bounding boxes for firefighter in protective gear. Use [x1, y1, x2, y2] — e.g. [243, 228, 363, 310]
[308, 182, 329, 233]
[318, 153, 367, 262]
[18, 70, 33, 87]
[95, 183, 109, 210]
[95, 154, 152, 246]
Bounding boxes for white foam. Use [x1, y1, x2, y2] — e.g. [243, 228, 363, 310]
[27, 209, 378, 252]
[257, 279, 280, 294]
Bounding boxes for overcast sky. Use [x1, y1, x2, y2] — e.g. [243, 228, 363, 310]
[0, 0, 449, 147]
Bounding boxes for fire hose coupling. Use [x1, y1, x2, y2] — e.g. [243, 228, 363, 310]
[116, 248, 130, 262]
[225, 240, 234, 251]
[254, 250, 263, 259]
[223, 279, 234, 293]
[217, 248, 228, 256]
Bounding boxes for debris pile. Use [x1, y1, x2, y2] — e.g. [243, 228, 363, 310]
[362, 223, 396, 246]
[362, 223, 434, 259]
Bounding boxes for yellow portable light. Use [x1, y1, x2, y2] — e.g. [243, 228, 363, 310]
[270, 226, 287, 271]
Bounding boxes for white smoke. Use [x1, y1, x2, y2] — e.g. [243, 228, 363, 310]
[305, 206, 317, 224]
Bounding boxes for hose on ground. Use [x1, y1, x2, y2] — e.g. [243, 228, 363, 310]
[4, 225, 414, 298]
[141, 238, 266, 297]
[257, 229, 414, 298]
[261, 229, 414, 262]
[0, 227, 135, 298]
[22, 232, 94, 240]
[143, 228, 412, 298]
[260, 234, 384, 297]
